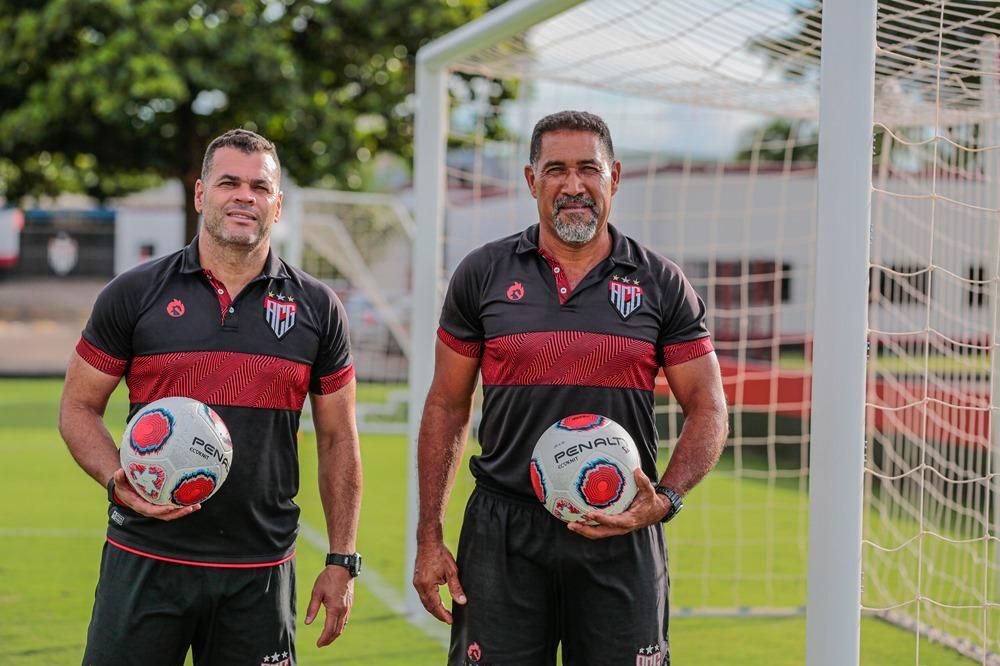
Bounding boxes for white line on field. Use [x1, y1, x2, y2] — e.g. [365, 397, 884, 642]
[298, 521, 448, 647]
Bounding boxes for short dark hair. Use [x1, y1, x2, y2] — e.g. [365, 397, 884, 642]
[528, 110, 615, 167]
[201, 128, 281, 182]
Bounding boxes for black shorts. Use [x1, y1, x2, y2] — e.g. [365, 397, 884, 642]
[82, 542, 296, 666]
[449, 486, 670, 666]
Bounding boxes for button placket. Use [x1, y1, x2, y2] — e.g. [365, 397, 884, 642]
[203, 270, 234, 325]
[538, 249, 572, 304]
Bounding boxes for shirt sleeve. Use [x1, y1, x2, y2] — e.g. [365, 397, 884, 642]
[657, 263, 714, 367]
[438, 251, 485, 358]
[310, 286, 355, 394]
[77, 273, 139, 376]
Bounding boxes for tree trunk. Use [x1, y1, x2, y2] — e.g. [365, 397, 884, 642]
[182, 171, 199, 243]
[177, 105, 203, 244]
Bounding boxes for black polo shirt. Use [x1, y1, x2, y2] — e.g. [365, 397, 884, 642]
[77, 239, 353, 566]
[439, 223, 713, 500]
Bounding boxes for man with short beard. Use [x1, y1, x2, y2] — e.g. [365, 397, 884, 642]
[412, 111, 729, 665]
[60, 129, 362, 665]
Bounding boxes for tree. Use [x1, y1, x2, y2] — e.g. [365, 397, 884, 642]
[0, 0, 507, 240]
[734, 119, 818, 164]
[751, 1, 999, 91]
[740, 2, 999, 169]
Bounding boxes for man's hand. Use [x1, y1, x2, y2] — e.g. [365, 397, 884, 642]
[567, 469, 669, 539]
[305, 565, 354, 647]
[412, 540, 467, 624]
[109, 468, 200, 521]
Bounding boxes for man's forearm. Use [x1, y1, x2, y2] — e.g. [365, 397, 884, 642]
[317, 435, 362, 553]
[416, 400, 472, 545]
[59, 402, 121, 487]
[659, 406, 729, 494]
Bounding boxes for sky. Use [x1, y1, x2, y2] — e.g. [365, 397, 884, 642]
[450, 0, 816, 160]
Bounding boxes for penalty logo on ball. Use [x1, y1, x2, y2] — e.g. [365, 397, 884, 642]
[129, 408, 174, 455]
[552, 497, 584, 521]
[126, 462, 166, 500]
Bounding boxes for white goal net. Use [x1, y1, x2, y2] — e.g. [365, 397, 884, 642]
[283, 187, 413, 435]
[411, 0, 1000, 663]
[864, 2, 1000, 662]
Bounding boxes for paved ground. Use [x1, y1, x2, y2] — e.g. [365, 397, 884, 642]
[0, 276, 409, 381]
[0, 277, 106, 376]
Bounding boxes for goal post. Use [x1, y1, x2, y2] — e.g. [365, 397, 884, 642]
[805, 0, 877, 664]
[978, 33, 1000, 625]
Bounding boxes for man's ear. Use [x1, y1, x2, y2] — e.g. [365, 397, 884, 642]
[524, 164, 539, 199]
[610, 160, 622, 196]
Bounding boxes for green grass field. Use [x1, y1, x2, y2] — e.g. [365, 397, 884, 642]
[0, 379, 977, 664]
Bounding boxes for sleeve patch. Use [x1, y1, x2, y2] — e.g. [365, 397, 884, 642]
[76, 337, 127, 376]
[661, 337, 714, 367]
[437, 327, 483, 358]
[317, 364, 355, 395]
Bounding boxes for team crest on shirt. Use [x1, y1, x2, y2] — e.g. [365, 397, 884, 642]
[609, 275, 643, 320]
[635, 644, 664, 666]
[264, 291, 297, 339]
[260, 651, 290, 665]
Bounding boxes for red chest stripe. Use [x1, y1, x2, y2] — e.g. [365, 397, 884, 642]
[127, 351, 310, 410]
[482, 331, 658, 390]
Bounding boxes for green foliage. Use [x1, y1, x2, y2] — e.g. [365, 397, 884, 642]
[0, 0, 508, 236]
[753, 1, 999, 90]
[734, 119, 818, 164]
[742, 2, 997, 171]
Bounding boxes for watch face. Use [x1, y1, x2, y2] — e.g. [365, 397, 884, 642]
[351, 553, 362, 576]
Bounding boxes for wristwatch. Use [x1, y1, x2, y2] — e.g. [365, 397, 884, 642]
[326, 552, 362, 577]
[654, 485, 684, 523]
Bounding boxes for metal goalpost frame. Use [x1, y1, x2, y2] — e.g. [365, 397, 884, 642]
[983, 34, 1000, 605]
[407, 0, 585, 618]
[805, 0, 877, 665]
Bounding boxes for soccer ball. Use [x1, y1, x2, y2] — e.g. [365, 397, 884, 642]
[119, 396, 234, 506]
[530, 414, 641, 523]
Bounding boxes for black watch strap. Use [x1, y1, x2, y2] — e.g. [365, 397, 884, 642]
[106, 477, 118, 504]
[326, 552, 362, 577]
[654, 485, 684, 523]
